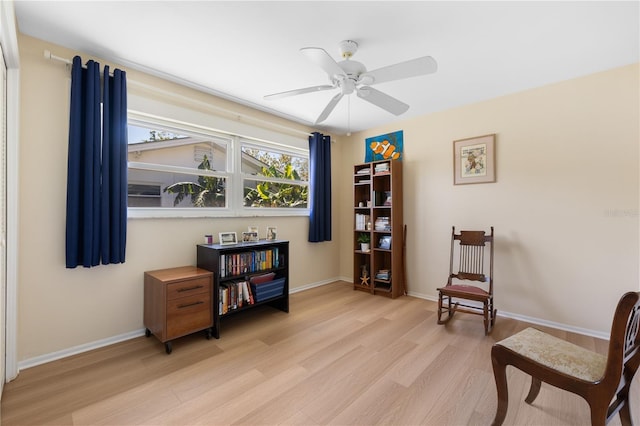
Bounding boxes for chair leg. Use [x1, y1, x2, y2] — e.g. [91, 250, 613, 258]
[491, 347, 509, 426]
[588, 402, 608, 426]
[483, 301, 489, 335]
[619, 401, 632, 426]
[524, 377, 541, 404]
[437, 293, 453, 324]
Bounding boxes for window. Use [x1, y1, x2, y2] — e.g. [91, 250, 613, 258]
[127, 112, 309, 217]
[241, 142, 308, 209]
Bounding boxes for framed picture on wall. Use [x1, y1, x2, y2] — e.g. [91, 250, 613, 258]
[453, 134, 496, 185]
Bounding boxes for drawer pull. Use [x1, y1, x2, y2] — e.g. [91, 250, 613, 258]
[177, 285, 204, 292]
[178, 301, 204, 309]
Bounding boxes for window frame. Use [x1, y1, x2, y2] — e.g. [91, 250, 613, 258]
[127, 111, 310, 219]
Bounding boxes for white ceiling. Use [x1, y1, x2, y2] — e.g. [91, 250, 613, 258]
[13, 1, 640, 135]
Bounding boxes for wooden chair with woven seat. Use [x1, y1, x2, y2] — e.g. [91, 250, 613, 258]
[437, 226, 495, 335]
[491, 291, 640, 426]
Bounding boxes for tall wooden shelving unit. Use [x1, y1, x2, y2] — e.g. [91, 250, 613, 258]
[353, 159, 404, 298]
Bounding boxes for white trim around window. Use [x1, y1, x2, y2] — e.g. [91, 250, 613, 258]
[127, 110, 310, 219]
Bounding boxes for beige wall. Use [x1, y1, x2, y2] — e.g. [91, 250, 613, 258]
[338, 63, 639, 335]
[15, 30, 639, 365]
[17, 35, 341, 363]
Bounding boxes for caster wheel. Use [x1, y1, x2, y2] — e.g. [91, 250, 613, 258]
[206, 328, 213, 340]
[145, 328, 151, 338]
[165, 342, 172, 354]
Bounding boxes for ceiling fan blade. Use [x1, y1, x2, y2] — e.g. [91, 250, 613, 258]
[315, 92, 344, 124]
[300, 47, 346, 80]
[264, 85, 335, 100]
[356, 86, 409, 116]
[363, 56, 437, 85]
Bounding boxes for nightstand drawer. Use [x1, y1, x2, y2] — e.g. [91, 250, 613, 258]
[167, 277, 210, 300]
[166, 292, 212, 338]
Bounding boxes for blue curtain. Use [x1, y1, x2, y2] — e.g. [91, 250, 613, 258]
[66, 56, 127, 268]
[308, 132, 332, 242]
[100, 65, 128, 264]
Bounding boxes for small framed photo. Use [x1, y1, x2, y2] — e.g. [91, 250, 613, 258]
[266, 226, 277, 240]
[453, 134, 496, 185]
[242, 231, 259, 242]
[379, 235, 392, 250]
[219, 232, 238, 245]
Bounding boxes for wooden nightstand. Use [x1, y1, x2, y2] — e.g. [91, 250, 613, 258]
[144, 266, 213, 354]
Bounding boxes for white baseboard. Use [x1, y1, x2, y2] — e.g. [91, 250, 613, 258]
[289, 277, 344, 293]
[17, 329, 146, 372]
[19, 279, 606, 373]
[408, 291, 610, 341]
[17, 278, 344, 372]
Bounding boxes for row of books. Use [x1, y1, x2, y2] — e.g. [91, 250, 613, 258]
[219, 280, 254, 314]
[355, 213, 371, 230]
[220, 248, 280, 278]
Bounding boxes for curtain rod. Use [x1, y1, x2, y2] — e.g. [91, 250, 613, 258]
[44, 50, 317, 139]
[44, 49, 117, 77]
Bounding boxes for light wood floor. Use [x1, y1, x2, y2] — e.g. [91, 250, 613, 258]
[1, 281, 636, 425]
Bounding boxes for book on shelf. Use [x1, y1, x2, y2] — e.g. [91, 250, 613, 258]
[219, 248, 280, 278]
[374, 217, 390, 231]
[220, 279, 256, 315]
[356, 168, 371, 175]
[355, 213, 370, 230]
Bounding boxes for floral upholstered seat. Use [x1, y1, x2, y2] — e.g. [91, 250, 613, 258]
[496, 327, 606, 382]
[490, 292, 640, 426]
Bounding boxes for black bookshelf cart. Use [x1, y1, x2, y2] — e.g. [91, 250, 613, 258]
[197, 239, 289, 338]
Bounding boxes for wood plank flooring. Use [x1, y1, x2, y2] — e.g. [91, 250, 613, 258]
[1, 281, 636, 425]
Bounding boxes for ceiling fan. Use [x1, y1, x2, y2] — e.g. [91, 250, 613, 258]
[264, 40, 437, 125]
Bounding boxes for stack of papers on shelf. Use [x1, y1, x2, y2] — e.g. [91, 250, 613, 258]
[376, 269, 391, 280]
[374, 163, 389, 173]
[356, 168, 371, 175]
[374, 217, 390, 231]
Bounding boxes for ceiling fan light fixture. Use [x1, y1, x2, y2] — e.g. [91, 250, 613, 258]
[359, 73, 374, 85]
[339, 39, 358, 59]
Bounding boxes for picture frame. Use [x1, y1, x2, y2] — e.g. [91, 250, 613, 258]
[379, 235, 392, 250]
[266, 226, 277, 240]
[219, 231, 238, 245]
[247, 225, 258, 234]
[453, 134, 496, 185]
[365, 130, 403, 162]
[242, 231, 259, 243]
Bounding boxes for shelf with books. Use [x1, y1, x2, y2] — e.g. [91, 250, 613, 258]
[352, 159, 404, 298]
[197, 240, 289, 338]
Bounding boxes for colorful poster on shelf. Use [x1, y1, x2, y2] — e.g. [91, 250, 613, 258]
[365, 130, 403, 162]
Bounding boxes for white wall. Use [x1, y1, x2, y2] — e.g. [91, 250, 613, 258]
[338, 63, 639, 336]
[16, 34, 341, 365]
